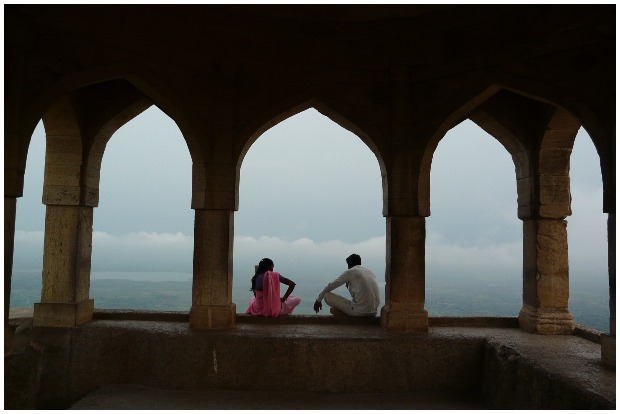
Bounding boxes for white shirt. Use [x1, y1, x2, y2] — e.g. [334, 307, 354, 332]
[316, 265, 380, 314]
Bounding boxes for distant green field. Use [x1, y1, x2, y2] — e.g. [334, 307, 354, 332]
[9, 270, 609, 332]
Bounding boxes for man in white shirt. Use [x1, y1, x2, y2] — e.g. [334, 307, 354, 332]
[313, 254, 380, 316]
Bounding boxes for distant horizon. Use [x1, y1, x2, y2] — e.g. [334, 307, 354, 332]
[10, 267, 609, 332]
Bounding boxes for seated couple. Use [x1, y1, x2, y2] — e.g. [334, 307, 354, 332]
[245, 254, 380, 318]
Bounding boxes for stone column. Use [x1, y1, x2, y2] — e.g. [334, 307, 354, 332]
[518, 218, 575, 334]
[381, 216, 428, 331]
[514, 121, 577, 335]
[5, 197, 17, 354]
[601, 213, 615, 369]
[380, 67, 428, 331]
[189, 209, 236, 329]
[32, 205, 94, 327]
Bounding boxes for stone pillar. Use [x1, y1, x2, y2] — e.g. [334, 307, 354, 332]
[5, 197, 17, 354]
[189, 209, 236, 329]
[601, 213, 615, 369]
[518, 218, 575, 334]
[381, 216, 428, 331]
[33, 205, 94, 327]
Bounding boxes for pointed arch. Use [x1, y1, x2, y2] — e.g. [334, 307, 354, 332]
[418, 76, 592, 219]
[235, 96, 388, 214]
[41, 83, 154, 207]
[417, 84, 525, 217]
[25, 61, 205, 170]
[472, 74, 611, 213]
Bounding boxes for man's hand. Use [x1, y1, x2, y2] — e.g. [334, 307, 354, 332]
[313, 300, 322, 313]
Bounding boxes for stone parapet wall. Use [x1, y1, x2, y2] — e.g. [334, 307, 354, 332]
[4, 319, 614, 409]
[64, 321, 484, 396]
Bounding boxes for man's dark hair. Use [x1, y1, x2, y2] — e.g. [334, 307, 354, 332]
[346, 253, 361, 268]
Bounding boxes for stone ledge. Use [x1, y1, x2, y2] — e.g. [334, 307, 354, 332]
[90, 309, 380, 325]
[429, 316, 518, 329]
[93, 309, 190, 323]
[573, 323, 604, 344]
[9, 309, 605, 344]
[89, 309, 525, 328]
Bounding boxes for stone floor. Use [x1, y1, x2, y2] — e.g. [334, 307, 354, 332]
[70, 385, 487, 410]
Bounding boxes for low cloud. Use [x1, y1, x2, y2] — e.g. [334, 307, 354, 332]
[12, 225, 607, 288]
[426, 231, 521, 280]
[12, 231, 45, 270]
[91, 231, 194, 272]
[93, 230, 190, 248]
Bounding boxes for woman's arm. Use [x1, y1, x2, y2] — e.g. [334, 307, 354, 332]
[281, 278, 296, 302]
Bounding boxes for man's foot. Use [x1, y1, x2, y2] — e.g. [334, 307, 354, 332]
[329, 307, 348, 317]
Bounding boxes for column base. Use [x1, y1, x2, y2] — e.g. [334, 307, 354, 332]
[601, 334, 615, 370]
[189, 303, 236, 330]
[518, 305, 575, 334]
[33, 298, 94, 328]
[380, 302, 428, 332]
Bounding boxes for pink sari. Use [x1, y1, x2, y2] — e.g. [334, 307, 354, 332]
[245, 271, 301, 316]
[262, 271, 281, 317]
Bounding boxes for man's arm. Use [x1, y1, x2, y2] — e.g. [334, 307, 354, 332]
[313, 271, 351, 313]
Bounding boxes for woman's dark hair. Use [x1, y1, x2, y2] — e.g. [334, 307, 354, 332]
[250, 258, 274, 291]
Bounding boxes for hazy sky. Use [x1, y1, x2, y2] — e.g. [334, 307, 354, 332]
[12, 107, 608, 307]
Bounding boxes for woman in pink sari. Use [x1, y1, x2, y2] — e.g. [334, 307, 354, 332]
[246, 258, 301, 316]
